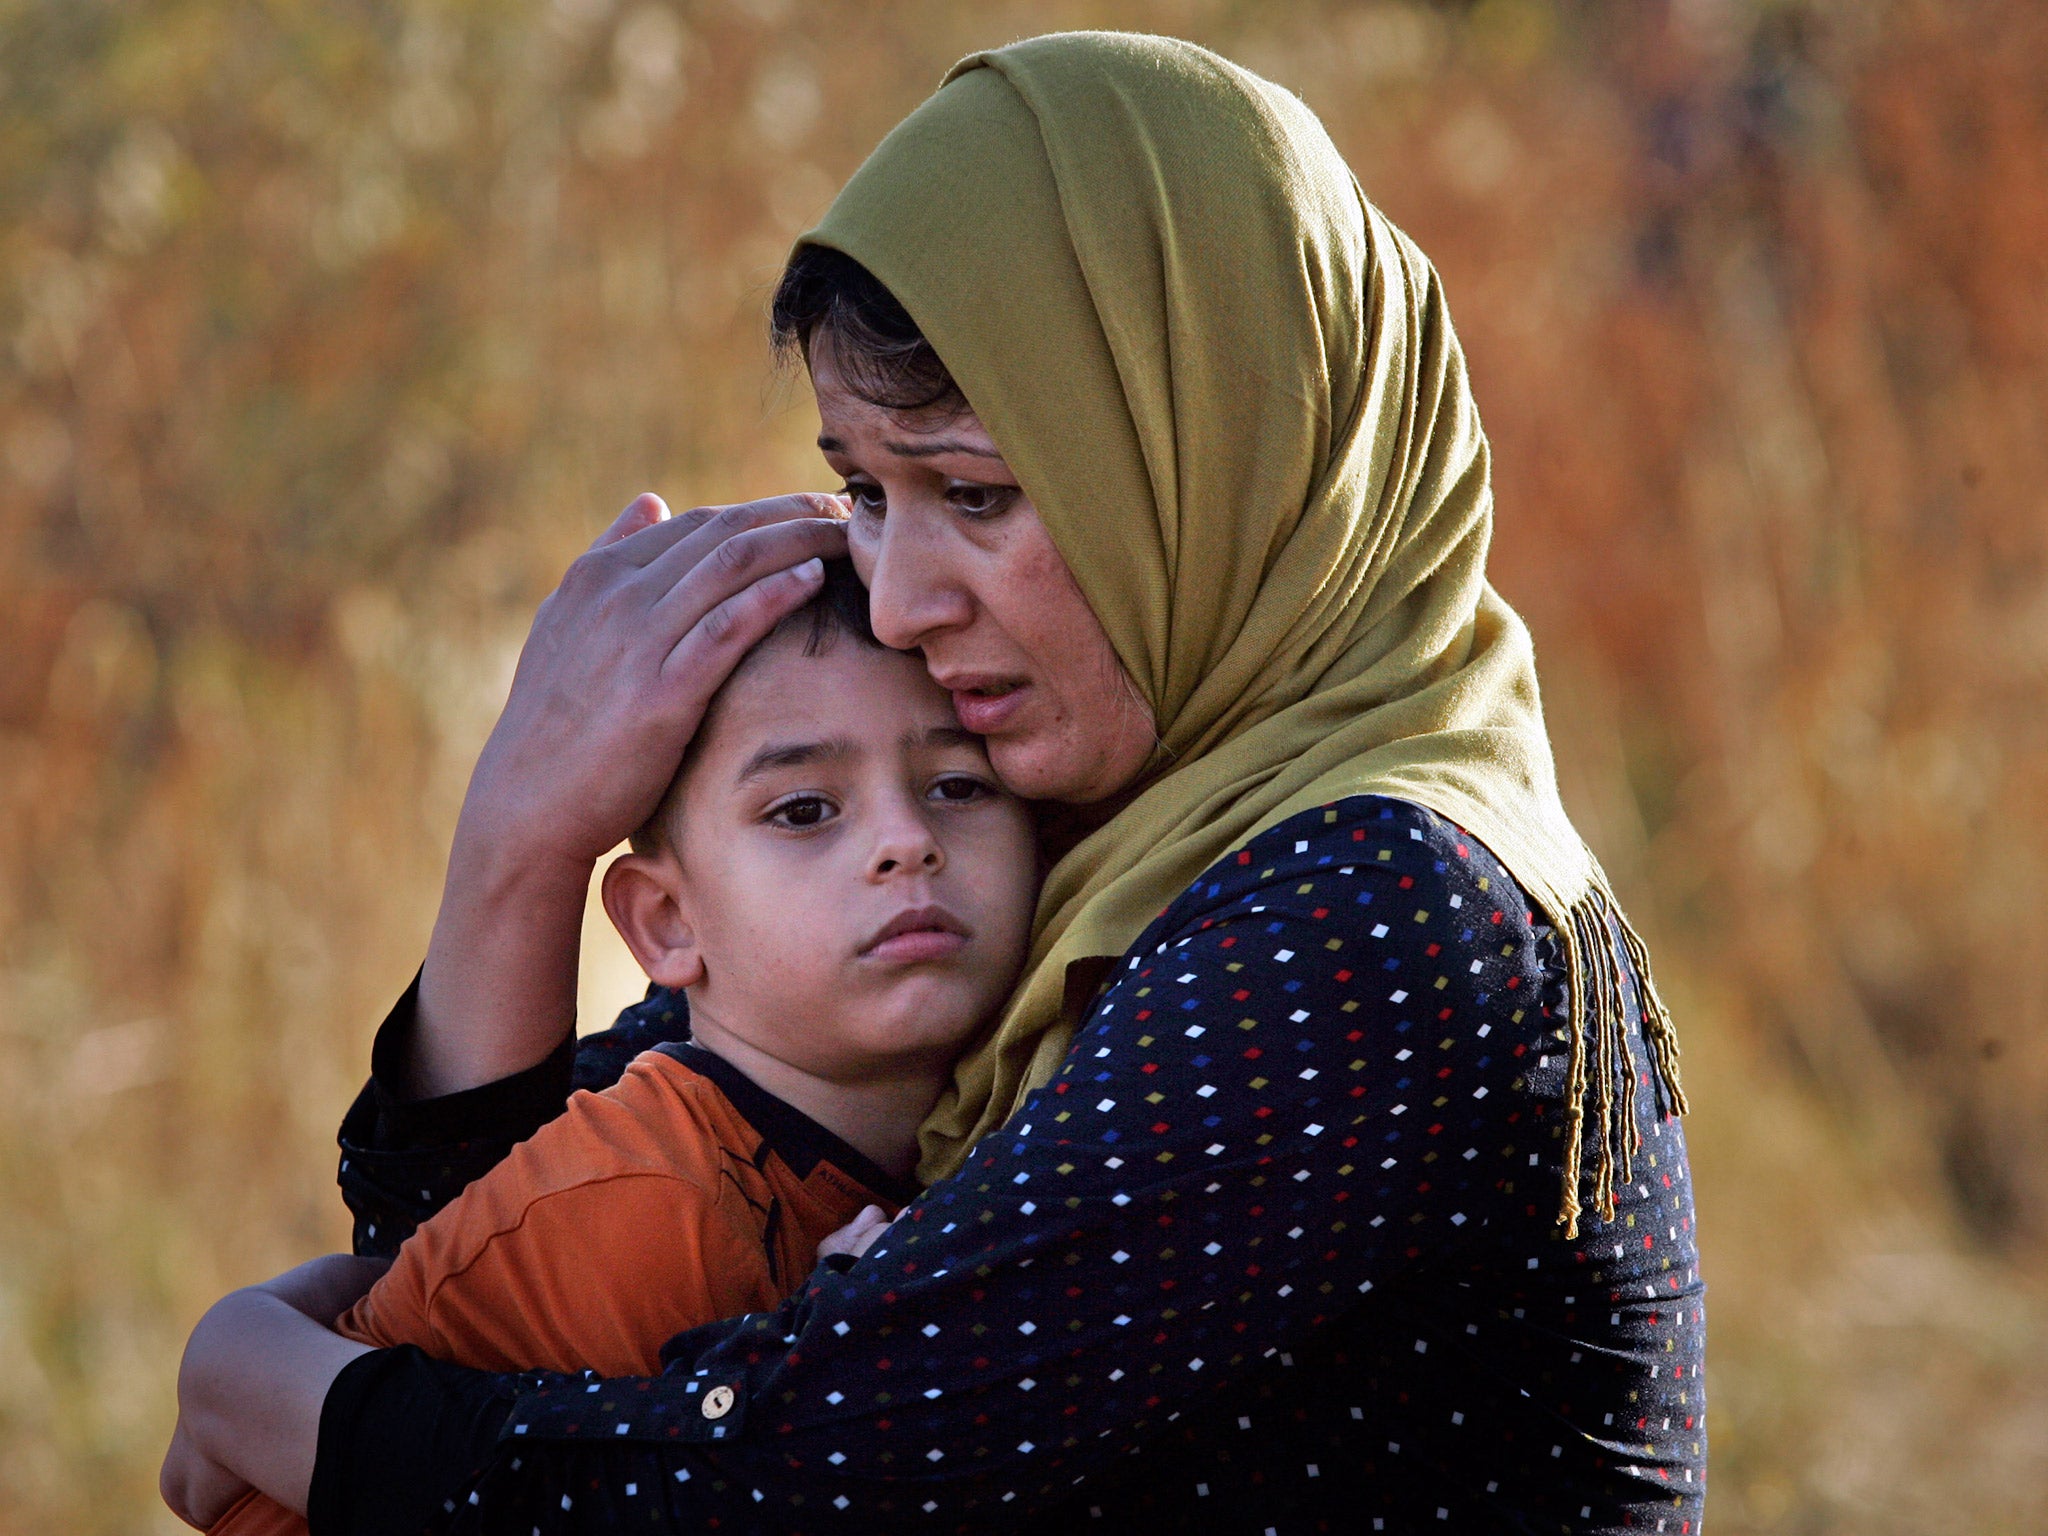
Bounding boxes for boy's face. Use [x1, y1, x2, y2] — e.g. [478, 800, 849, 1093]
[621, 633, 1037, 1084]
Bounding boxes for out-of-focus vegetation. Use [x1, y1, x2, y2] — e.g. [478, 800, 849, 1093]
[2, 0, 2044, 1529]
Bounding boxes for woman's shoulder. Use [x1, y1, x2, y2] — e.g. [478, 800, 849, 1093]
[1154, 794, 1529, 940]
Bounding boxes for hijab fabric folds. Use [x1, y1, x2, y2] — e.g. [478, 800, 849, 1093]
[806, 32, 1684, 1234]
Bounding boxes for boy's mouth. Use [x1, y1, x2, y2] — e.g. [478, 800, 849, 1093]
[861, 905, 971, 964]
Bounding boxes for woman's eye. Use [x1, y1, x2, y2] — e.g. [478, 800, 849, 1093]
[840, 481, 886, 518]
[930, 775, 994, 804]
[769, 795, 836, 829]
[947, 483, 1018, 520]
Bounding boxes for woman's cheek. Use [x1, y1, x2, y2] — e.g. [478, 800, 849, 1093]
[982, 732, 1050, 801]
[847, 525, 879, 584]
[985, 715, 1087, 802]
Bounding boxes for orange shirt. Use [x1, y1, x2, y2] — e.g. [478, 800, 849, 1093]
[210, 1043, 908, 1536]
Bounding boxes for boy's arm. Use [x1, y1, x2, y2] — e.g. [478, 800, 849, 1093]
[173, 1259, 384, 1516]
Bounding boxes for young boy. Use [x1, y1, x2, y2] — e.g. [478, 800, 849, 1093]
[180, 561, 1038, 1532]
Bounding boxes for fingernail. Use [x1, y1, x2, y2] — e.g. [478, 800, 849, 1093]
[796, 557, 825, 581]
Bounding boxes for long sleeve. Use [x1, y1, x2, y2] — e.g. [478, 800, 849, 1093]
[318, 797, 1705, 1534]
[307, 1347, 521, 1536]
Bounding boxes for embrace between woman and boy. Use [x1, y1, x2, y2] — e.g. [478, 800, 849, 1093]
[180, 558, 1049, 1534]
[164, 32, 1705, 1536]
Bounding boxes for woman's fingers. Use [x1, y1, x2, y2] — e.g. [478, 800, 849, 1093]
[637, 512, 849, 696]
[664, 552, 829, 676]
[567, 496, 847, 656]
[644, 510, 848, 626]
[659, 545, 845, 686]
[580, 488, 838, 572]
[609, 490, 846, 571]
[588, 491, 670, 552]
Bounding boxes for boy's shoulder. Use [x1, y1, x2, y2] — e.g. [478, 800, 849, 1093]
[646, 1041, 922, 1214]
[368, 1039, 916, 1321]
[572, 1043, 752, 1183]
[414, 1045, 758, 1232]
[570, 986, 691, 1095]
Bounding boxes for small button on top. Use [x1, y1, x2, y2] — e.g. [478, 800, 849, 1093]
[702, 1385, 736, 1421]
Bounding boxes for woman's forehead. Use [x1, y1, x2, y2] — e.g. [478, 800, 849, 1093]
[811, 350, 1002, 463]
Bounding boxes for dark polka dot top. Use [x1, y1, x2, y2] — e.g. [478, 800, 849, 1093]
[318, 796, 1706, 1536]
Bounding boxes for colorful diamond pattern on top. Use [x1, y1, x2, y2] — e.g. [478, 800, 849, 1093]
[415, 796, 1705, 1535]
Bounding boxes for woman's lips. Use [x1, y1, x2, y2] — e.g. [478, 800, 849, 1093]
[949, 681, 1030, 735]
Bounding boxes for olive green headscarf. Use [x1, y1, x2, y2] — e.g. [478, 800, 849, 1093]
[805, 32, 1684, 1235]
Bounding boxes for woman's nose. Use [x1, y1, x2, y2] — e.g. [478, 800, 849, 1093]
[864, 509, 974, 651]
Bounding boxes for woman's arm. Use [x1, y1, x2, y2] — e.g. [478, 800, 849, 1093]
[168, 1257, 386, 1518]
[159, 1419, 249, 1531]
[404, 493, 846, 1100]
[311, 800, 1555, 1531]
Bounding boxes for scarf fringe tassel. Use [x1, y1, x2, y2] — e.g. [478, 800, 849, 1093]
[1553, 874, 1690, 1241]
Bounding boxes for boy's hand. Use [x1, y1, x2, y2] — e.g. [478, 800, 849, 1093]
[409, 491, 850, 1100]
[160, 1419, 251, 1530]
[819, 1204, 895, 1265]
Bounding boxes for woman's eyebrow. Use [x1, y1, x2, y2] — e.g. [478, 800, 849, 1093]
[815, 432, 1002, 461]
[733, 736, 854, 786]
[882, 437, 1003, 460]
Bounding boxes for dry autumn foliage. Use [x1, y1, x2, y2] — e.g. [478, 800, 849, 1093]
[1, 1, 2043, 1530]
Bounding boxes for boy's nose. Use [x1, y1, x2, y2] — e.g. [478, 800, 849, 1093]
[871, 817, 945, 878]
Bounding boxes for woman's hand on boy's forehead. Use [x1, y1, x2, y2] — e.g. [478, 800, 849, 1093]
[457, 490, 849, 876]
[408, 487, 853, 1101]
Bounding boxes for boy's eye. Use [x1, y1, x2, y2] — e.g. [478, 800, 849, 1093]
[929, 774, 994, 804]
[947, 482, 1018, 520]
[768, 795, 836, 829]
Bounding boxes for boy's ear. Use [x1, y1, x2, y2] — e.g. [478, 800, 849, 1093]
[601, 852, 705, 991]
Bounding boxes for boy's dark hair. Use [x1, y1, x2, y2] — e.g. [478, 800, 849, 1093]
[770, 245, 967, 417]
[781, 552, 881, 660]
[629, 557, 881, 855]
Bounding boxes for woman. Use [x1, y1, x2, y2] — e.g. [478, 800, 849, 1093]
[175, 32, 1703, 1534]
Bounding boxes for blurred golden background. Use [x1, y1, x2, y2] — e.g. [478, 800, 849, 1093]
[2, 0, 2044, 1530]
